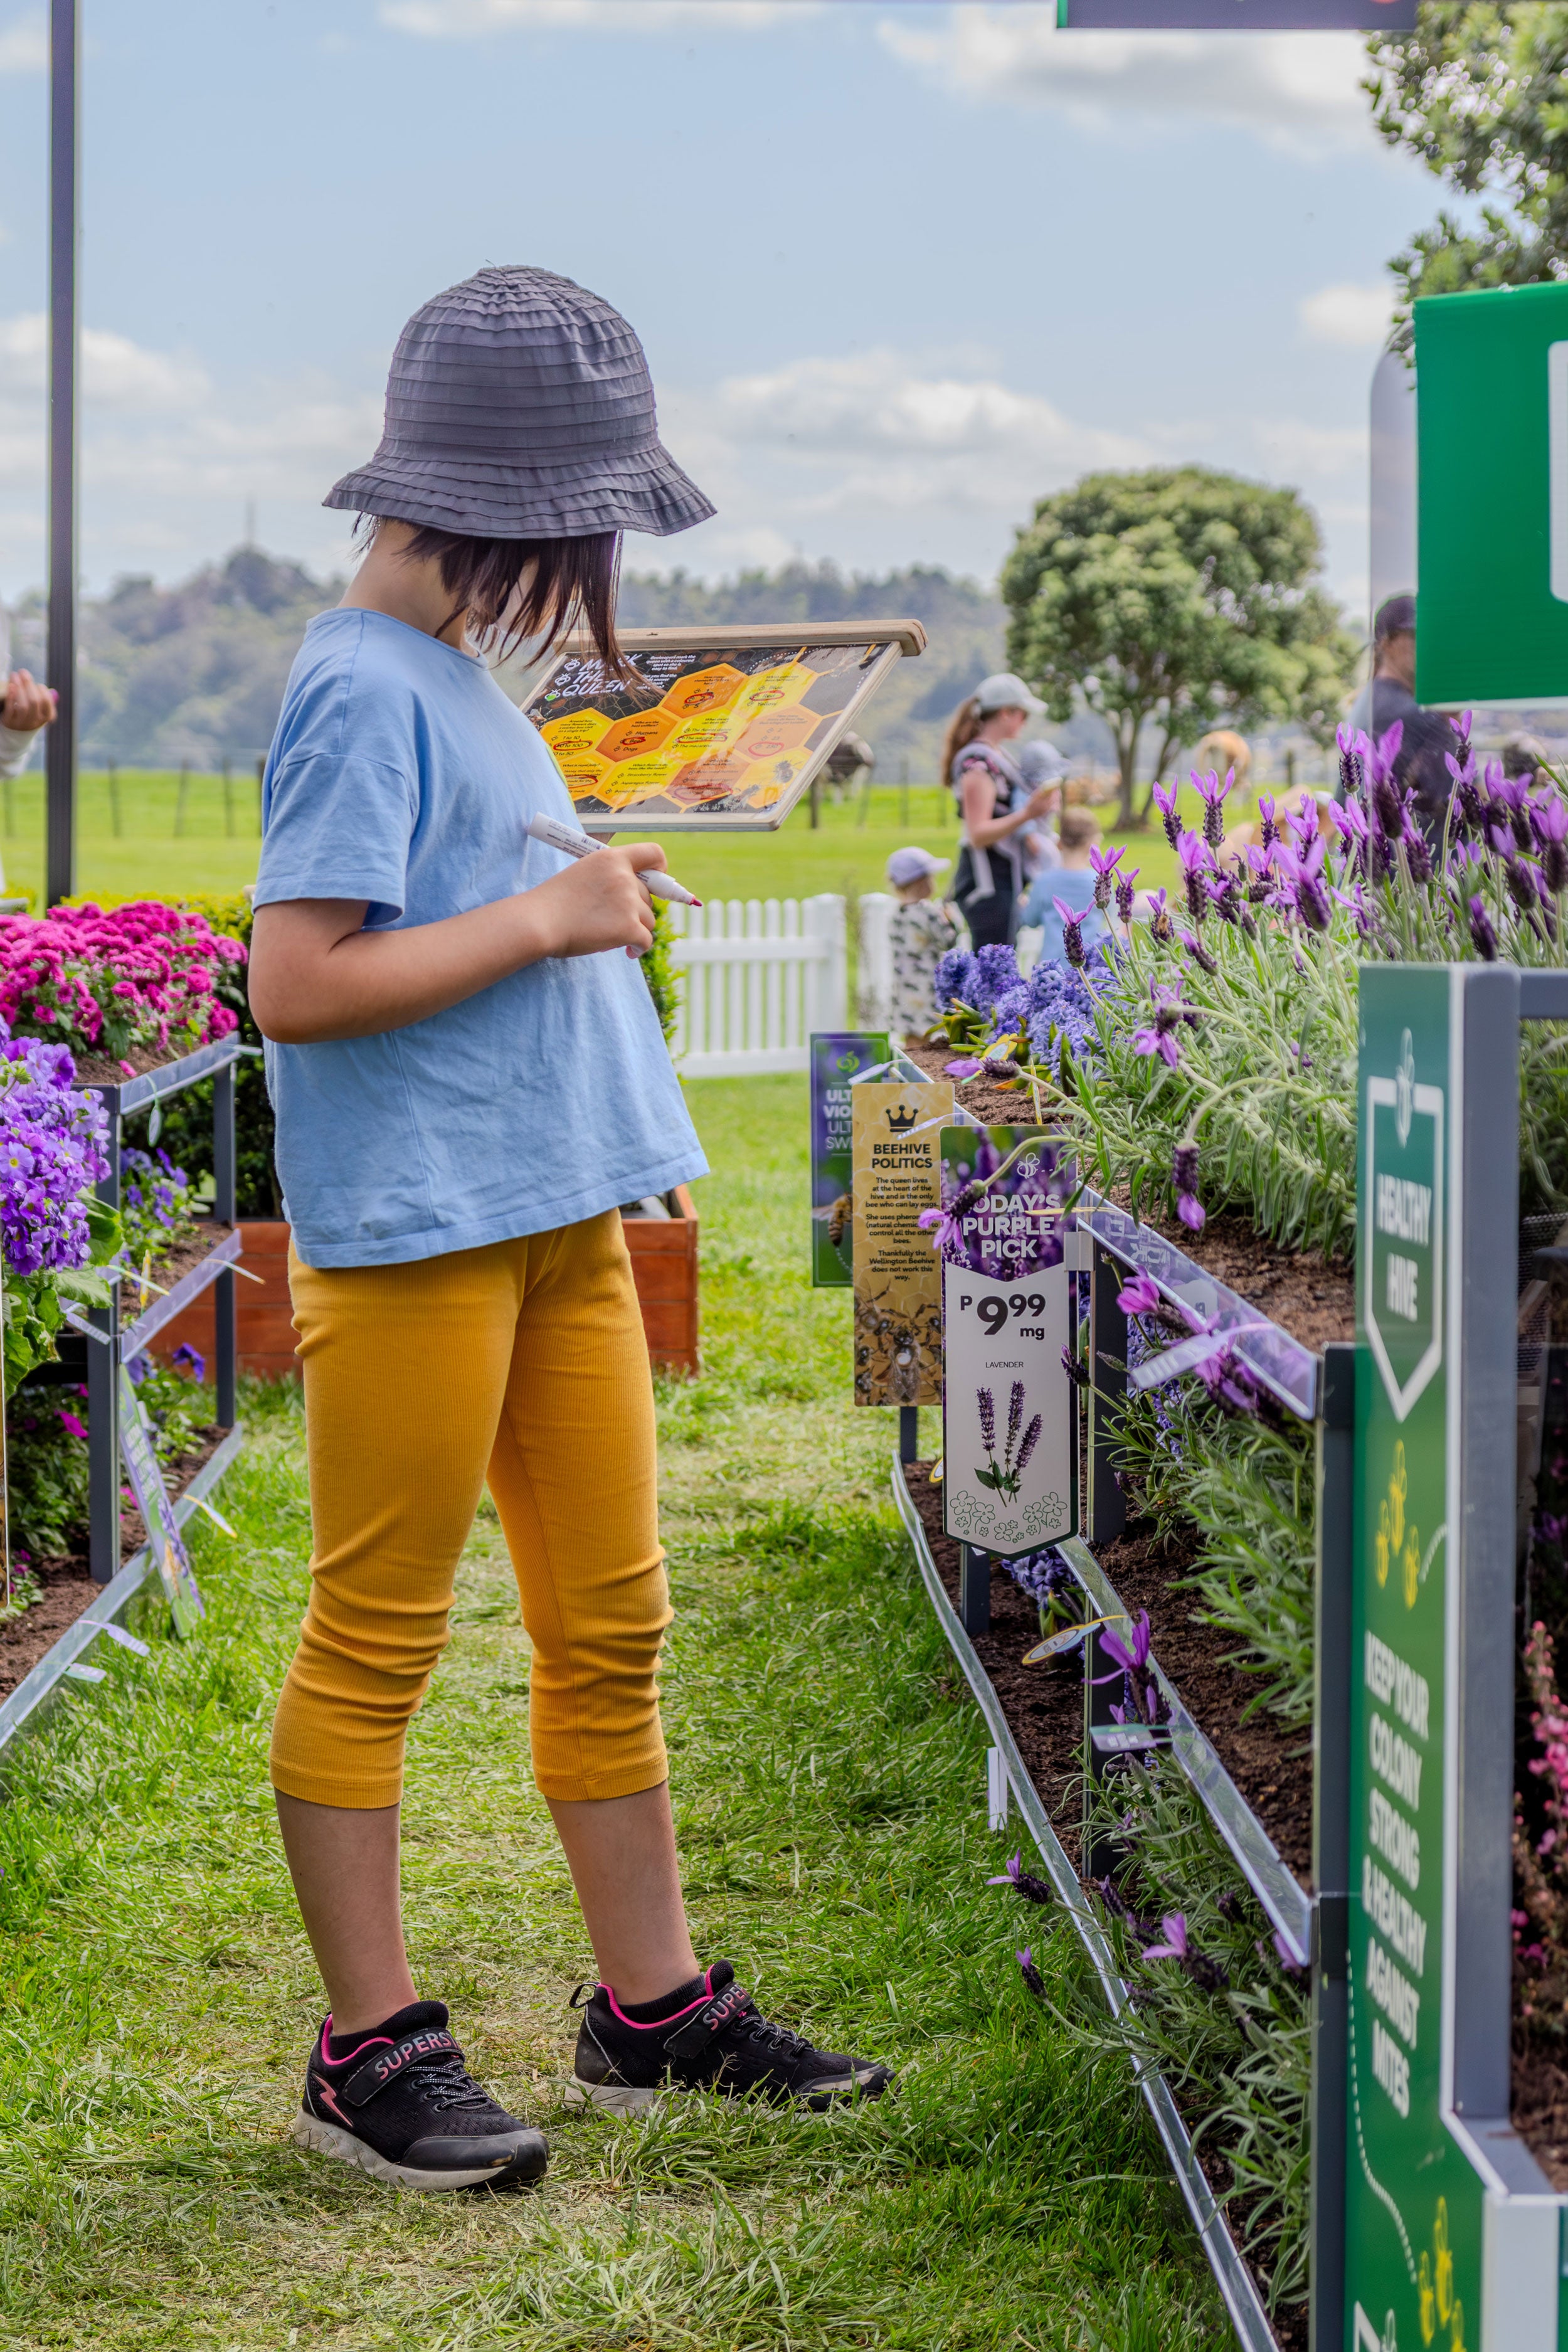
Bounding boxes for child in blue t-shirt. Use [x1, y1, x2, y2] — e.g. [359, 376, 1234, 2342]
[1020, 805, 1108, 959]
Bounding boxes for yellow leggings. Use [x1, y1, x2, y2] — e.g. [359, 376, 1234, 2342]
[268, 1211, 670, 1810]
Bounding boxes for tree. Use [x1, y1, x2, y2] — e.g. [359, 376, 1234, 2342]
[1000, 467, 1355, 828]
[1365, 6, 1568, 331]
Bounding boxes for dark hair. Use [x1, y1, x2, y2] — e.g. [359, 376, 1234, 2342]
[362, 517, 627, 670]
[940, 695, 985, 786]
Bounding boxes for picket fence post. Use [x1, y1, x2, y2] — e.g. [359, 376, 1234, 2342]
[665, 894, 848, 1077]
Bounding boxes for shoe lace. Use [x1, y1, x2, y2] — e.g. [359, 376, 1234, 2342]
[403, 2052, 495, 2114]
[735, 2012, 815, 2062]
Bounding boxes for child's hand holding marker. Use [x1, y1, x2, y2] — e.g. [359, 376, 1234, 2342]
[528, 812, 702, 908]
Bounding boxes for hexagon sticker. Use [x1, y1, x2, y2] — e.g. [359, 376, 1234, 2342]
[733, 661, 815, 719]
[597, 708, 680, 765]
[554, 750, 614, 802]
[597, 752, 685, 808]
[659, 665, 746, 721]
[738, 753, 807, 807]
[540, 709, 612, 758]
[736, 705, 817, 763]
[669, 712, 744, 760]
[667, 753, 753, 807]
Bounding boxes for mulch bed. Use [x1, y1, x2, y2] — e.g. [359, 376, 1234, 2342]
[904, 1460, 1308, 2349]
[119, 1222, 235, 1325]
[0, 1424, 226, 1701]
[70, 1042, 203, 1086]
[898, 1034, 1353, 1353]
[1513, 2044, 1568, 2193]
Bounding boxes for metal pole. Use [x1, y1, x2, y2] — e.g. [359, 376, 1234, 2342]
[958, 1543, 990, 1636]
[213, 1062, 237, 1429]
[87, 1086, 120, 1583]
[1308, 1343, 1355, 2352]
[898, 1404, 919, 1465]
[45, 0, 78, 907]
[1086, 1242, 1128, 1545]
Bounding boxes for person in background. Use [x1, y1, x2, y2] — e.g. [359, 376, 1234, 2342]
[1343, 593, 1451, 830]
[1016, 739, 1067, 882]
[0, 669, 55, 778]
[941, 673, 1057, 948]
[1502, 731, 1548, 783]
[1020, 805, 1107, 963]
[884, 845, 955, 1042]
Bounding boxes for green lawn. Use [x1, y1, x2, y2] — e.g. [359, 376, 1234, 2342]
[0, 1073, 1229, 2351]
[0, 771, 1300, 915]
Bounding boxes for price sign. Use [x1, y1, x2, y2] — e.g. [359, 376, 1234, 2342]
[938, 1126, 1076, 1557]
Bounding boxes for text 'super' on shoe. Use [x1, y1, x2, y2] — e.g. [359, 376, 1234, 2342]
[292, 2000, 549, 2191]
[566, 1962, 893, 2114]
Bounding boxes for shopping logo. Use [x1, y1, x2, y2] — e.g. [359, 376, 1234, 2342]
[1364, 1027, 1444, 1421]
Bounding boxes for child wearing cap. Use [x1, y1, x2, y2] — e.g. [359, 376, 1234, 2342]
[1019, 806, 1108, 963]
[886, 845, 956, 1042]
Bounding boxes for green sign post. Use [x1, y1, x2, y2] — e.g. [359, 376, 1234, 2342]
[1338, 963, 1560, 2352]
[1416, 280, 1568, 708]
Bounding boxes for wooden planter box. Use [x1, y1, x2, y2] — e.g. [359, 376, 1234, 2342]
[152, 1194, 701, 1380]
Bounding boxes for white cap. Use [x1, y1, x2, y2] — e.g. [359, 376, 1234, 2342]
[887, 845, 951, 886]
[1017, 739, 1069, 787]
[975, 670, 1045, 715]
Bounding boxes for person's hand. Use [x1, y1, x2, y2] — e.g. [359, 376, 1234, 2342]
[1023, 784, 1058, 820]
[1, 670, 56, 735]
[531, 841, 667, 960]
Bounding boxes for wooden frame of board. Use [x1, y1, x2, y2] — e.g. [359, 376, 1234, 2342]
[522, 617, 927, 833]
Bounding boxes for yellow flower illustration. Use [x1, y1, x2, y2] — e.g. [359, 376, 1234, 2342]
[1404, 1528, 1421, 1610]
[1418, 2250, 1435, 2343]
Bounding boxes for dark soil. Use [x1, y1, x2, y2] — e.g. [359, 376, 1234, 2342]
[71, 1040, 204, 1087]
[119, 1222, 235, 1323]
[1512, 2043, 1568, 2191]
[898, 1032, 1353, 1353]
[906, 1462, 1087, 1863]
[904, 1462, 1308, 2348]
[1094, 1526, 1313, 1885]
[0, 1423, 226, 1699]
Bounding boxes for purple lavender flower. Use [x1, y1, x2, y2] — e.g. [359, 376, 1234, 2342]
[1193, 767, 1232, 849]
[1116, 1271, 1164, 1318]
[1506, 855, 1544, 918]
[1275, 835, 1332, 931]
[1257, 793, 1279, 850]
[1088, 841, 1125, 911]
[1131, 977, 1199, 1071]
[1468, 895, 1499, 961]
[945, 1057, 982, 1080]
[1142, 1911, 1189, 1961]
[1053, 899, 1087, 969]
[1177, 830, 1210, 925]
[1147, 887, 1173, 945]
[987, 1850, 1053, 1905]
[1535, 795, 1568, 895]
[1017, 1946, 1046, 2000]
[1115, 866, 1140, 926]
[1176, 926, 1217, 978]
[1172, 1141, 1205, 1232]
[1152, 778, 1182, 852]
[1335, 723, 1367, 804]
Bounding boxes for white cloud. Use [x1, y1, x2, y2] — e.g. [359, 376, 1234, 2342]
[382, 0, 815, 33]
[0, 14, 46, 73]
[877, 4, 1378, 155]
[1299, 280, 1393, 349]
[0, 314, 212, 410]
[696, 346, 1149, 513]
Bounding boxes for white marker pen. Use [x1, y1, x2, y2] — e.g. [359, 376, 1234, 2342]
[527, 812, 702, 907]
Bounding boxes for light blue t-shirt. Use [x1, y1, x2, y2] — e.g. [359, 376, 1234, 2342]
[254, 608, 707, 1269]
[1019, 861, 1106, 962]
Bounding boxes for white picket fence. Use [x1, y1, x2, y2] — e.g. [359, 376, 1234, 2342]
[666, 895, 847, 1076]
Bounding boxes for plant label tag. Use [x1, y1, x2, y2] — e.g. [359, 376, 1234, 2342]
[63, 1661, 105, 1684]
[941, 1257, 1075, 1556]
[1089, 1724, 1170, 1756]
[117, 1367, 204, 1637]
[96, 1621, 150, 1656]
[1022, 1613, 1120, 1666]
[809, 1033, 887, 1288]
[850, 1080, 953, 1406]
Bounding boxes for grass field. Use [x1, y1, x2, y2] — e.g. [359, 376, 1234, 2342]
[0, 769, 1298, 913]
[0, 1074, 1230, 2351]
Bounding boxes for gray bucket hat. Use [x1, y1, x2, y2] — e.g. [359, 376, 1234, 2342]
[324, 265, 715, 541]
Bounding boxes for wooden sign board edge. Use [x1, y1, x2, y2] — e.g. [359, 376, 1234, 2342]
[526, 628, 919, 834]
[555, 617, 928, 658]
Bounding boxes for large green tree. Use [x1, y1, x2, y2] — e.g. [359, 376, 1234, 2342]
[1366, 6, 1568, 328]
[1000, 467, 1355, 827]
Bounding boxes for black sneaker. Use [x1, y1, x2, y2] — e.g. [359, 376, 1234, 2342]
[292, 2000, 548, 2192]
[566, 1961, 893, 2113]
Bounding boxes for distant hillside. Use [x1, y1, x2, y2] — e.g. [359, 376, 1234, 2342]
[5, 546, 1109, 781]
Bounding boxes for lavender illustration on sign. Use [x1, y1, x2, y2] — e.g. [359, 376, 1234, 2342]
[974, 1377, 1042, 1500]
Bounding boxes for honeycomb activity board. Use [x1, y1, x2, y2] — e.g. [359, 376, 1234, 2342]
[522, 620, 926, 832]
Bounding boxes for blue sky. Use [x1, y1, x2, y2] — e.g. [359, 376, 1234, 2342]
[0, 1, 1441, 616]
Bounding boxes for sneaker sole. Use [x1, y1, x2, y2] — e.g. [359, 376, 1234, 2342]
[292, 2109, 549, 2191]
[564, 2066, 890, 2116]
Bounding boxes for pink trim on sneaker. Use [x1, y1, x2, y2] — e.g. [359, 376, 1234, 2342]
[602, 1967, 713, 2028]
[318, 2016, 395, 2068]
